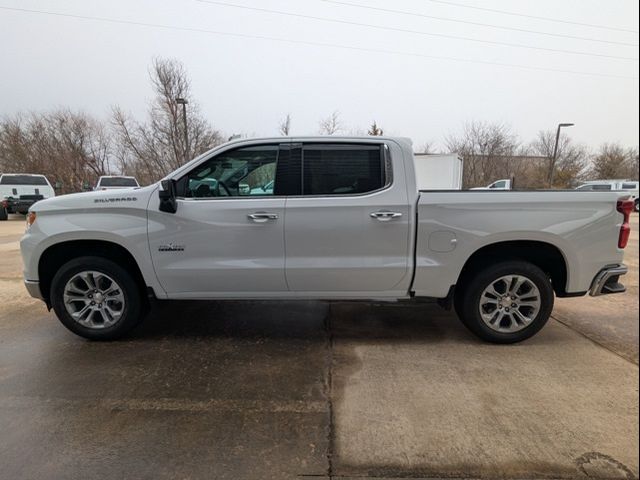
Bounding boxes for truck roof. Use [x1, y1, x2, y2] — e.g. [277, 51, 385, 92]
[220, 135, 413, 146]
[98, 175, 137, 179]
[0, 173, 47, 177]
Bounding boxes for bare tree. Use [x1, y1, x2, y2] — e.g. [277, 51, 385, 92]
[589, 143, 638, 180]
[445, 121, 520, 188]
[420, 141, 437, 154]
[318, 111, 342, 135]
[631, 149, 640, 181]
[278, 114, 291, 136]
[530, 130, 588, 188]
[367, 121, 383, 136]
[0, 109, 113, 193]
[112, 57, 223, 185]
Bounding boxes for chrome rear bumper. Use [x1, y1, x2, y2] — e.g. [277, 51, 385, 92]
[589, 265, 628, 296]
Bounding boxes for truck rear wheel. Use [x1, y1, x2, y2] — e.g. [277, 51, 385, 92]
[455, 261, 554, 343]
[0, 206, 7, 221]
[50, 256, 144, 340]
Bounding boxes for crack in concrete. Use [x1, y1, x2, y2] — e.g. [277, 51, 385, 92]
[323, 303, 336, 479]
[551, 315, 639, 366]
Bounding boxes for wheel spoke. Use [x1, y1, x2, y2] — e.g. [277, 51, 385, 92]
[80, 272, 96, 290]
[490, 310, 505, 327]
[71, 303, 92, 320]
[97, 307, 111, 325]
[104, 304, 122, 320]
[510, 276, 526, 296]
[65, 296, 88, 305]
[481, 297, 499, 305]
[66, 283, 88, 295]
[513, 309, 533, 325]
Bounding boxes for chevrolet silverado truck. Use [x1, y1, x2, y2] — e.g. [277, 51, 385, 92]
[20, 137, 633, 342]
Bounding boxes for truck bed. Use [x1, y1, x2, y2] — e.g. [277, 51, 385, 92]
[411, 190, 627, 298]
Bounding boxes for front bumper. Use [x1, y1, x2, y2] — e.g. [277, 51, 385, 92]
[24, 279, 43, 300]
[589, 265, 628, 296]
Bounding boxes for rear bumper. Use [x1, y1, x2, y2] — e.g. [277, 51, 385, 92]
[24, 279, 43, 300]
[589, 265, 628, 296]
[4, 198, 38, 213]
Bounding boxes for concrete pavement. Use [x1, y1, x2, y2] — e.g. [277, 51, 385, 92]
[0, 214, 638, 479]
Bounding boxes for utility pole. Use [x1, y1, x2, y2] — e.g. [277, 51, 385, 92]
[549, 122, 574, 187]
[176, 98, 189, 164]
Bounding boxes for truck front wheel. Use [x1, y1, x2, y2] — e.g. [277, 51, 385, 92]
[0, 206, 7, 221]
[50, 256, 144, 340]
[455, 261, 554, 343]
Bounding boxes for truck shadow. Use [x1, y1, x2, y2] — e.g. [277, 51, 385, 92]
[130, 299, 556, 346]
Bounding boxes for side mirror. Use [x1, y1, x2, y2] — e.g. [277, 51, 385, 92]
[159, 179, 178, 214]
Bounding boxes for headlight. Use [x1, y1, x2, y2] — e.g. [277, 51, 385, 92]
[26, 211, 36, 230]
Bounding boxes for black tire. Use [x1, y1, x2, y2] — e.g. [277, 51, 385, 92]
[0, 207, 7, 221]
[634, 199, 639, 213]
[455, 260, 554, 344]
[50, 256, 144, 340]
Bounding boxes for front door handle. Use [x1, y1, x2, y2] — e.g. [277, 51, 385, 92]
[370, 211, 403, 222]
[248, 212, 279, 223]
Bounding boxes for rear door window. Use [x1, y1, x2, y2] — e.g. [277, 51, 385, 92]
[301, 144, 386, 196]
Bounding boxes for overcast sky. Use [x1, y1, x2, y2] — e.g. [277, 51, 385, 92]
[0, 0, 638, 150]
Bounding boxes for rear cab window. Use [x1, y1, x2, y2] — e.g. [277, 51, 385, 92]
[99, 177, 139, 187]
[301, 144, 388, 196]
[0, 175, 48, 185]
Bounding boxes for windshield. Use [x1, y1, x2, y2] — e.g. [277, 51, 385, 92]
[0, 174, 48, 185]
[99, 177, 138, 187]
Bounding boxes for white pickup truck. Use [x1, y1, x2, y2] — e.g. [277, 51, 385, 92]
[1, 173, 56, 220]
[20, 137, 633, 343]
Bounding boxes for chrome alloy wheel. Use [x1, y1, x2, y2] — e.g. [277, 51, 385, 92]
[63, 271, 125, 329]
[478, 274, 541, 333]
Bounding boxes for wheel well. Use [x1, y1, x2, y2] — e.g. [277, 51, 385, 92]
[457, 241, 569, 296]
[38, 240, 149, 304]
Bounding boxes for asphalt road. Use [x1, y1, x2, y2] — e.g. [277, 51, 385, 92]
[0, 214, 638, 480]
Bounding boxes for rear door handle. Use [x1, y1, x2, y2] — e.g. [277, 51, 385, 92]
[370, 211, 403, 222]
[248, 212, 279, 223]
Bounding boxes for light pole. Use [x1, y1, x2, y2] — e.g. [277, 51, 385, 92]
[176, 98, 188, 163]
[549, 122, 574, 187]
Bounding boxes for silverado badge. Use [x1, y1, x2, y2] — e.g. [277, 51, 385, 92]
[158, 243, 185, 252]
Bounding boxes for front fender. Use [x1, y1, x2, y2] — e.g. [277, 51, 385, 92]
[20, 208, 167, 299]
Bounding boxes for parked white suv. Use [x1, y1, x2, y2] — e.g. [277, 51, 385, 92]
[1, 173, 55, 220]
[20, 137, 633, 343]
[576, 180, 639, 212]
[95, 176, 140, 190]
